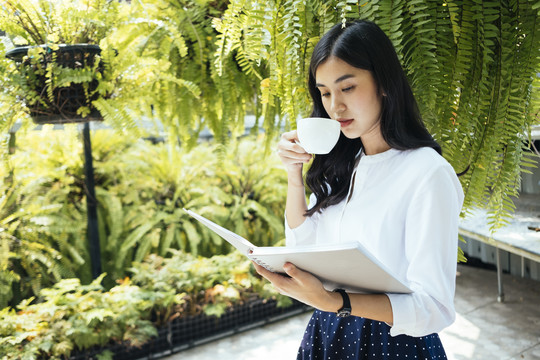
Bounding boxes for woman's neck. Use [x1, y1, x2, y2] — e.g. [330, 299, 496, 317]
[361, 139, 391, 155]
[359, 122, 390, 155]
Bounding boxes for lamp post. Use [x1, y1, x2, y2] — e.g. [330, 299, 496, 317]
[83, 122, 101, 279]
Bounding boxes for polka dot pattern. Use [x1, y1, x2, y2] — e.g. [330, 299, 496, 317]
[297, 310, 447, 360]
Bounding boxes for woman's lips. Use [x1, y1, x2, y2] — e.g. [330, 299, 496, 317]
[337, 119, 353, 128]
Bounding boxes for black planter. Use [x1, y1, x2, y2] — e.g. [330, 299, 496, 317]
[68, 298, 311, 360]
[5, 44, 106, 124]
[166, 298, 310, 355]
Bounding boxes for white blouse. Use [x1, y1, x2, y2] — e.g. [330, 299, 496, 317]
[285, 147, 464, 337]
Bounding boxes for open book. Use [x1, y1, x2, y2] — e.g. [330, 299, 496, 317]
[184, 209, 411, 294]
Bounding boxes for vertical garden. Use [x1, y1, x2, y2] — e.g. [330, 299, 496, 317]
[0, 0, 539, 358]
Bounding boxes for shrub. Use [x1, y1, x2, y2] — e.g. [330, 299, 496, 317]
[0, 250, 288, 359]
[1, 128, 288, 307]
[0, 274, 159, 359]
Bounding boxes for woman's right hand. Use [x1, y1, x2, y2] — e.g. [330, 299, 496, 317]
[277, 130, 313, 175]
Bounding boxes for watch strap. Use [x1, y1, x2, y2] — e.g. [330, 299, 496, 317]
[333, 288, 351, 317]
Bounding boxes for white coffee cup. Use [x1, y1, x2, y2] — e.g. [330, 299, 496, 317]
[296, 117, 341, 154]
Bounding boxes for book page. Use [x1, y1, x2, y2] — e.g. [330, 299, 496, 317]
[183, 209, 254, 255]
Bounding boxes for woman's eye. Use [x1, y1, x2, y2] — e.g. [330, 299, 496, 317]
[342, 86, 354, 92]
[321, 92, 330, 98]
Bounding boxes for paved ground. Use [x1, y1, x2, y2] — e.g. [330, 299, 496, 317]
[164, 264, 540, 359]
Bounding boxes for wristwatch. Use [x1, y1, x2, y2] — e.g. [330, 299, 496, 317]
[333, 289, 351, 318]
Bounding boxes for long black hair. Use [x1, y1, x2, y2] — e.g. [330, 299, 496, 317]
[305, 20, 441, 216]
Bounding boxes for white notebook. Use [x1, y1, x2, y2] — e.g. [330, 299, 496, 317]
[184, 209, 411, 294]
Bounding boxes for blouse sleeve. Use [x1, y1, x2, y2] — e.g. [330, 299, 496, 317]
[386, 165, 464, 337]
[285, 192, 319, 247]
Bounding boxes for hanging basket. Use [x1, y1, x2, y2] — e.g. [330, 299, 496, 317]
[6, 44, 107, 124]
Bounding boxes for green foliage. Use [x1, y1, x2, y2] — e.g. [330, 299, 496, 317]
[218, 0, 540, 231]
[92, 132, 287, 284]
[0, 0, 122, 45]
[214, 138, 287, 248]
[0, 40, 28, 132]
[0, 250, 288, 359]
[0, 127, 88, 307]
[0, 274, 159, 359]
[1, 128, 288, 306]
[129, 250, 290, 322]
[97, 0, 259, 148]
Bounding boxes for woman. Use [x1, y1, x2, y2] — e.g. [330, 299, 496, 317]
[253, 20, 464, 359]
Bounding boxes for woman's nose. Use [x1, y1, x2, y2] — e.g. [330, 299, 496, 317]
[331, 94, 346, 115]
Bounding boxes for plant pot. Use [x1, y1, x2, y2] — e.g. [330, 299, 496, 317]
[168, 298, 309, 351]
[5, 44, 106, 124]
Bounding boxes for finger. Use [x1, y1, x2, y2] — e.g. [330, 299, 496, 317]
[278, 138, 305, 153]
[278, 132, 308, 155]
[253, 262, 286, 282]
[277, 139, 312, 163]
[283, 262, 306, 282]
[252, 261, 269, 277]
[278, 150, 312, 164]
[252, 261, 292, 291]
[281, 130, 299, 142]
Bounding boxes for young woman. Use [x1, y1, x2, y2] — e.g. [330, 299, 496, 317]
[253, 20, 464, 359]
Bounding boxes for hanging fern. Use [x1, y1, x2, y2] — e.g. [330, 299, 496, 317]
[0, 0, 257, 149]
[98, 0, 259, 149]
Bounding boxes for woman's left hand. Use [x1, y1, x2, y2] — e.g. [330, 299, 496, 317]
[252, 261, 339, 312]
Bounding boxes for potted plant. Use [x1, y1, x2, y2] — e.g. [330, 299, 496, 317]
[0, 0, 124, 124]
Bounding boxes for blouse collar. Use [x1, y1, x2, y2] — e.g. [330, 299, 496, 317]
[359, 147, 401, 164]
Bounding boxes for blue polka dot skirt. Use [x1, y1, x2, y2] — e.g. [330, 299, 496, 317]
[297, 310, 447, 360]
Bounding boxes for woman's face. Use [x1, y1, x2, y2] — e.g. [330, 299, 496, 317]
[315, 56, 383, 142]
